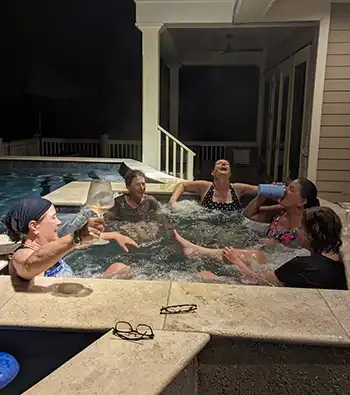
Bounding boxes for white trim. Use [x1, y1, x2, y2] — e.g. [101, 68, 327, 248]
[307, 13, 331, 183]
[265, 75, 276, 176]
[256, 68, 265, 157]
[158, 126, 196, 154]
[263, 0, 279, 16]
[273, 70, 284, 180]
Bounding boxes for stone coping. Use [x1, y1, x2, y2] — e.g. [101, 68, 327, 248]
[44, 181, 182, 207]
[23, 329, 209, 395]
[1, 276, 350, 347]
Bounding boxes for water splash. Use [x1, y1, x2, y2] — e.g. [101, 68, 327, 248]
[65, 200, 309, 284]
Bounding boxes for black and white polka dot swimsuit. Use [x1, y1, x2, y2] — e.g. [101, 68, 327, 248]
[202, 184, 241, 212]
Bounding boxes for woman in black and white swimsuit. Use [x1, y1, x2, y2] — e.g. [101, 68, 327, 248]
[168, 159, 257, 212]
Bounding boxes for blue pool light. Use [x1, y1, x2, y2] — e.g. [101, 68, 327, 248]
[0, 352, 20, 389]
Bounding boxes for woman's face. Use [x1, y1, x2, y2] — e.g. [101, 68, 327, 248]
[29, 205, 62, 243]
[127, 176, 146, 199]
[212, 159, 231, 179]
[279, 180, 306, 209]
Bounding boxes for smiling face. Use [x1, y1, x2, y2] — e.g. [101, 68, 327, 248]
[279, 179, 306, 209]
[28, 205, 62, 244]
[212, 159, 231, 179]
[127, 175, 146, 200]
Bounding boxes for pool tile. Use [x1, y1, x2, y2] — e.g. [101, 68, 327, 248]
[164, 282, 350, 344]
[0, 277, 170, 331]
[0, 276, 15, 309]
[319, 290, 350, 339]
[23, 330, 209, 395]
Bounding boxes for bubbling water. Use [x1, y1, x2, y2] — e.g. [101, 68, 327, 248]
[64, 200, 310, 284]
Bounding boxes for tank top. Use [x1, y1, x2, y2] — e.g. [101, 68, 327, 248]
[14, 245, 74, 278]
[202, 184, 241, 211]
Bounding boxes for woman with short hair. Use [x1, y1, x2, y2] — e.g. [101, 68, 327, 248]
[224, 206, 348, 290]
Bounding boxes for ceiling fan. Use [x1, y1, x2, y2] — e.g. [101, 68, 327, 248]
[208, 34, 262, 55]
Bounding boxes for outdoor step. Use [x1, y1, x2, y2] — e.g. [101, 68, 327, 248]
[23, 330, 209, 395]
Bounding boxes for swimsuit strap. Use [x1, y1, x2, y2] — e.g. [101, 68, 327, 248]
[229, 185, 241, 207]
[202, 184, 241, 211]
[267, 214, 299, 246]
[15, 244, 35, 252]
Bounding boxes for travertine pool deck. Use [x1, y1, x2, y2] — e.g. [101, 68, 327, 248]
[1, 276, 350, 346]
[23, 329, 209, 395]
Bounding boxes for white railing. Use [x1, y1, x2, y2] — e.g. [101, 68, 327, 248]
[3, 138, 40, 156]
[41, 138, 100, 157]
[184, 141, 258, 165]
[158, 126, 196, 181]
[40, 137, 141, 160]
[109, 139, 142, 161]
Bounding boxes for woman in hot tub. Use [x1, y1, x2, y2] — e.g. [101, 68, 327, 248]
[105, 169, 167, 244]
[174, 178, 320, 265]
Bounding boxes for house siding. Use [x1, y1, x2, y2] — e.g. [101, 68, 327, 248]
[317, 3, 350, 202]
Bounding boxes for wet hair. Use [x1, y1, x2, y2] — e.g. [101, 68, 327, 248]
[298, 178, 320, 209]
[124, 170, 145, 187]
[302, 206, 342, 254]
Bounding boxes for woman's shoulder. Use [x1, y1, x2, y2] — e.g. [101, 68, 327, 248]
[144, 194, 161, 207]
[114, 194, 126, 202]
[11, 246, 33, 265]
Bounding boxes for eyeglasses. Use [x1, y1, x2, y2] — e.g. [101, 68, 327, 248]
[112, 321, 154, 341]
[160, 304, 198, 315]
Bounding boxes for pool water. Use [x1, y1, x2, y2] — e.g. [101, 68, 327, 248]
[0, 167, 123, 231]
[64, 201, 309, 284]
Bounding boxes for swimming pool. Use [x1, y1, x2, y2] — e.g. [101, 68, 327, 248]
[63, 201, 309, 284]
[0, 163, 123, 230]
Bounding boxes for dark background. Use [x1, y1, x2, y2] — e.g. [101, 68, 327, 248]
[0, 0, 259, 143]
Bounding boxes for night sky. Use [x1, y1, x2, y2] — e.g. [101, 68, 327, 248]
[0, 1, 260, 143]
[0, 0, 141, 140]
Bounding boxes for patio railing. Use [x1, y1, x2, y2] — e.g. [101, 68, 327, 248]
[1, 135, 258, 182]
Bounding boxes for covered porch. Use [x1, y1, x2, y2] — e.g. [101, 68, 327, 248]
[135, 0, 330, 184]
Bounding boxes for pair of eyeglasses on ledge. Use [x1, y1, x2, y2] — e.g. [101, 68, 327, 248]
[112, 321, 154, 341]
[160, 304, 198, 315]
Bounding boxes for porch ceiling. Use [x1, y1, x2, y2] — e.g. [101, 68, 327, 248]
[162, 26, 299, 66]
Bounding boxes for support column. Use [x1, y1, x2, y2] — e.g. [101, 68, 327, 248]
[169, 65, 180, 138]
[100, 133, 109, 158]
[138, 24, 163, 170]
[0, 138, 4, 156]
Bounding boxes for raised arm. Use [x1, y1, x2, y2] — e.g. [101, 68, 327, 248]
[169, 181, 210, 204]
[232, 183, 258, 197]
[12, 218, 104, 280]
[243, 196, 282, 223]
[12, 234, 79, 280]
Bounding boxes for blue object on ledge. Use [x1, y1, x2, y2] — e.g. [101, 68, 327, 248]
[0, 352, 20, 389]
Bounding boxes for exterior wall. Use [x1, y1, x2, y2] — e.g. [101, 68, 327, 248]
[317, 3, 350, 202]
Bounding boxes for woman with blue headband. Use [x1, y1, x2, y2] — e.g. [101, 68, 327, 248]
[3, 197, 137, 280]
